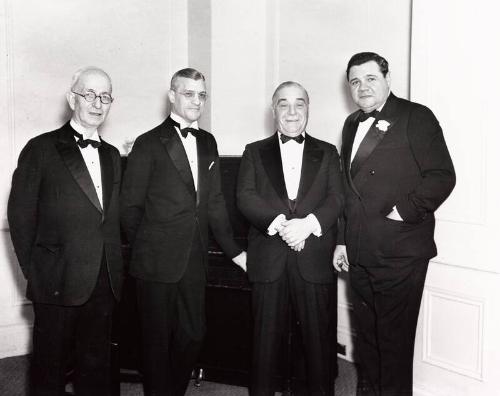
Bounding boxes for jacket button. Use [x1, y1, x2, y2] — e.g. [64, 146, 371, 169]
[369, 170, 375, 175]
[54, 291, 59, 296]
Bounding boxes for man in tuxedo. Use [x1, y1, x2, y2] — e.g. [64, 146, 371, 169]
[120, 67, 246, 396]
[8, 67, 123, 395]
[237, 81, 344, 396]
[333, 52, 456, 395]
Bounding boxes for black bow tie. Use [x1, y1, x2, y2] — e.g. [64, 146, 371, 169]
[358, 110, 379, 123]
[280, 133, 305, 144]
[74, 132, 101, 148]
[180, 127, 198, 138]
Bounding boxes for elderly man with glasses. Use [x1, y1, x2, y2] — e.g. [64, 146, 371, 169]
[121, 67, 246, 396]
[8, 66, 123, 395]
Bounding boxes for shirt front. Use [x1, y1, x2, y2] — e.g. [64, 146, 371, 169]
[170, 112, 199, 191]
[70, 119, 103, 208]
[278, 132, 305, 200]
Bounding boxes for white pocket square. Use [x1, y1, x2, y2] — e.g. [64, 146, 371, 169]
[208, 161, 214, 170]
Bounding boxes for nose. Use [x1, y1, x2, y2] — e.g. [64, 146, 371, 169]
[359, 80, 369, 91]
[92, 97, 103, 109]
[288, 105, 297, 115]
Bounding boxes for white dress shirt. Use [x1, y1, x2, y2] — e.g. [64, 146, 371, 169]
[70, 119, 103, 208]
[171, 112, 199, 191]
[278, 132, 304, 200]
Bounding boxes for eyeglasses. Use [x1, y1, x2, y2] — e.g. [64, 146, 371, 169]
[72, 91, 114, 104]
[174, 90, 208, 102]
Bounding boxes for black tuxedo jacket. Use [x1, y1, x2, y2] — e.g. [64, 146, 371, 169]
[7, 122, 123, 305]
[339, 93, 456, 265]
[120, 117, 241, 283]
[237, 133, 344, 284]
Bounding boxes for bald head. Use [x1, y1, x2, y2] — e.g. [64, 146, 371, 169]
[70, 67, 112, 93]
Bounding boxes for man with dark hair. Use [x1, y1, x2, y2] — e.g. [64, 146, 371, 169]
[8, 67, 123, 395]
[238, 81, 344, 396]
[334, 52, 455, 395]
[121, 67, 246, 395]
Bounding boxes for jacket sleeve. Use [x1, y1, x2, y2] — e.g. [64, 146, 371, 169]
[120, 135, 151, 245]
[395, 105, 456, 223]
[7, 139, 43, 278]
[236, 146, 284, 234]
[310, 145, 345, 235]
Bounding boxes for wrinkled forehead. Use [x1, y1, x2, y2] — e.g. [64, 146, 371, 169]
[348, 60, 384, 81]
[273, 85, 309, 106]
[75, 70, 112, 93]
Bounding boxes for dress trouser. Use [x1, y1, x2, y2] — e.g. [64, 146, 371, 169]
[136, 235, 205, 396]
[251, 250, 337, 396]
[31, 256, 115, 396]
[349, 258, 429, 396]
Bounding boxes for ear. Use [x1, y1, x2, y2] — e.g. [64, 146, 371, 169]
[167, 89, 176, 104]
[385, 71, 392, 88]
[66, 91, 76, 111]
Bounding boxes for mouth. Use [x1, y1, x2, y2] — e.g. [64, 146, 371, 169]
[89, 111, 102, 117]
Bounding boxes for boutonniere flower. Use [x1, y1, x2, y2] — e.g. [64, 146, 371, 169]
[375, 120, 390, 133]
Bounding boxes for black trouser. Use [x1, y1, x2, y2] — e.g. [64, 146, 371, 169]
[251, 251, 337, 396]
[136, 236, 205, 396]
[350, 258, 429, 396]
[31, 259, 115, 396]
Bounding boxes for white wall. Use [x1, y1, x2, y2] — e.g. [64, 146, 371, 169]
[0, 0, 189, 358]
[411, 1, 500, 395]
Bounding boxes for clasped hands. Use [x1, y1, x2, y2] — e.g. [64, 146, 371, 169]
[270, 214, 317, 252]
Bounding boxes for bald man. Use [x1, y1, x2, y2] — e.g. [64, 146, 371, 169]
[8, 67, 123, 396]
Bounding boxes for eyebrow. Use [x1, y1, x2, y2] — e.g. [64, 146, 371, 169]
[276, 98, 306, 104]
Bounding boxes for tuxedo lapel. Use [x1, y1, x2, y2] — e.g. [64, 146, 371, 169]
[342, 120, 361, 197]
[296, 136, 322, 202]
[350, 93, 400, 178]
[99, 143, 114, 215]
[259, 134, 288, 206]
[55, 124, 103, 213]
[158, 118, 196, 201]
[350, 93, 400, 188]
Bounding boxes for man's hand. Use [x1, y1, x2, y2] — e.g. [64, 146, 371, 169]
[291, 240, 305, 252]
[232, 251, 247, 272]
[279, 217, 316, 246]
[333, 245, 349, 272]
[267, 214, 287, 236]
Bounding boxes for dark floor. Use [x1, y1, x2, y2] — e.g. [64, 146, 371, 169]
[0, 355, 357, 395]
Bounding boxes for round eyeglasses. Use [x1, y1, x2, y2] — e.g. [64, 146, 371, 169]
[72, 91, 114, 104]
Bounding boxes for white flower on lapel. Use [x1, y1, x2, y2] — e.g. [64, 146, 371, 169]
[375, 120, 390, 132]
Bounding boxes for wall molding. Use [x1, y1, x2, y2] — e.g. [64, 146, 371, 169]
[422, 287, 484, 380]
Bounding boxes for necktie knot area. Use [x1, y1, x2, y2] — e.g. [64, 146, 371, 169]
[280, 134, 305, 144]
[74, 131, 101, 148]
[358, 110, 379, 123]
[180, 127, 198, 138]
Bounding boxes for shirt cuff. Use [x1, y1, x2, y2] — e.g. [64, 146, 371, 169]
[307, 213, 322, 237]
[267, 214, 286, 236]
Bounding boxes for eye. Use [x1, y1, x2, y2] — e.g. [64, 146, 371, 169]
[198, 92, 207, 101]
[296, 103, 305, 109]
[83, 92, 97, 101]
[367, 77, 376, 82]
[183, 91, 195, 99]
[350, 80, 360, 87]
